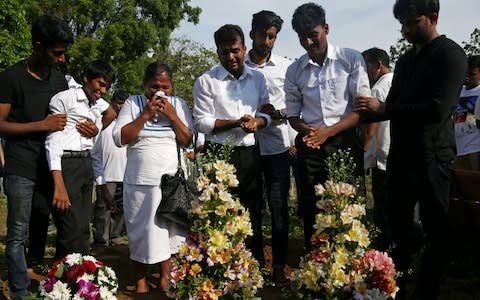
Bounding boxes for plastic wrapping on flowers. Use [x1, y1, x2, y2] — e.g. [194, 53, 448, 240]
[167, 144, 264, 300]
[34, 253, 118, 300]
[289, 149, 398, 300]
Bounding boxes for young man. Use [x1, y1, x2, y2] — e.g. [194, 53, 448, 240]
[355, 0, 467, 298]
[45, 60, 116, 259]
[91, 90, 129, 247]
[455, 55, 480, 171]
[244, 10, 292, 285]
[0, 15, 73, 300]
[362, 48, 393, 250]
[193, 24, 271, 264]
[285, 3, 371, 251]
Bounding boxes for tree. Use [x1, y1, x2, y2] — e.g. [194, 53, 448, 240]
[463, 28, 480, 56]
[25, 0, 202, 90]
[0, 0, 31, 71]
[154, 37, 217, 106]
[389, 37, 411, 64]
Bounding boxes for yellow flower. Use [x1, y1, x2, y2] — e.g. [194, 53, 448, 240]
[179, 243, 189, 256]
[189, 263, 202, 276]
[208, 230, 228, 249]
[215, 205, 227, 216]
[197, 175, 210, 190]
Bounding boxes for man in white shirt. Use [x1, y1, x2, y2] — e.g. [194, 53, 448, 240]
[91, 90, 128, 247]
[45, 60, 116, 259]
[362, 48, 393, 249]
[194, 24, 271, 265]
[245, 10, 292, 285]
[457, 55, 480, 171]
[285, 3, 371, 251]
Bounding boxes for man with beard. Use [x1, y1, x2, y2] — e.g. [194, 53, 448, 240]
[245, 10, 292, 286]
[355, 0, 467, 298]
[285, 3, 371, 252]
[194, 24, 271, 265]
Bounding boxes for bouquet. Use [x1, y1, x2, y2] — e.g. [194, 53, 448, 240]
[290, 149, 398, 300]
[38, 253, 118, 300]
[167, 144, 264, 300]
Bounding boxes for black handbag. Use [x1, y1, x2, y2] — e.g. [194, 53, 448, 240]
[157, 143, 199, 227]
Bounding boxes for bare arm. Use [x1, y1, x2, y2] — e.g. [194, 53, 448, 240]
[51, 170, 71, 214]
[0, 103, 67, 136]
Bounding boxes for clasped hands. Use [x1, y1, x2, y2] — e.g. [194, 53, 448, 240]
[44, 114, 99, 138]
[238, 114, 258, 133]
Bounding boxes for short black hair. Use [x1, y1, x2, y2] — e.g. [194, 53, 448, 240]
[143, 61, 173, 82]
[292, 3, 326, 34]
[393, 0, 440, 20]
[251, 10, 283, 33]
[214, 24, 245, 48]
[112, 89, 129, 103]
[83, 60, 116, 83]
[468, 55, 480, 70]
[31, 15, 73, 47]
[362, 47, 390, 69]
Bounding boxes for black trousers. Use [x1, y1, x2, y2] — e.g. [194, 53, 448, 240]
[52, 156, 93, 259]
[386, 159, 452, 299]
[296, 128, 365, 251]
[371, 167, 388, 250]
[205, 142, 264, 265]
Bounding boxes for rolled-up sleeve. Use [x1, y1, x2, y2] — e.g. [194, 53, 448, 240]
[193, 77, 216, 134]
[112, 96, 134, 147]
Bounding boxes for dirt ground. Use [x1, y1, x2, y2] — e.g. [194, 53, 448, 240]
[0, 242, 304, 300]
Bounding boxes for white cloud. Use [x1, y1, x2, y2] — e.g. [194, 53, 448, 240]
[174, 0, 479, 59]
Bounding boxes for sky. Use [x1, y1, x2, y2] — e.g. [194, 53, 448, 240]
[173, 0, 479, 59]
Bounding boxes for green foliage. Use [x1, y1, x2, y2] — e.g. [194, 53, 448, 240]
[0, 0, 31, 71]
[24, 0, 202, 91]
[463, 28, 480, 56]
[154, 37, 217, 106]
[325, 148, 356, 184]
[389, 37, 411, 64]
[201, 139, 235, 165]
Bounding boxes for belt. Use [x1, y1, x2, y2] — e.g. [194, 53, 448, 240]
[62, 150, 91, 158]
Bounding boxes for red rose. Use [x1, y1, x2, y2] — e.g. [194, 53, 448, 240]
[83, 260, 97, 273]
[64, 264, 86, 283]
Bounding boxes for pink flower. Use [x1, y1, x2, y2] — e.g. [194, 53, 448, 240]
[63, 264, 86, 283]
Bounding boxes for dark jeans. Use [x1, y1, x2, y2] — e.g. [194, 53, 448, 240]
[206, 142, 264, 265]
[52, 156, 93, 259]
[92, 182, 125, 245]
[386, 159, 452, 300]
[290, 152, 303, 216]
[4, 175, 34, 299]
[261, 151, 290, 268]
[296, 129, 365, 251]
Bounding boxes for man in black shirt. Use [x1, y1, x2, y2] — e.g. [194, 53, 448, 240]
[355, 0, 467, 299]
[0, 15, 73, 299]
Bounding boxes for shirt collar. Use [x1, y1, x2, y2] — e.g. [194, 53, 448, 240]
[301, 43, 337, 68]
[217, 63, 251, 80]
[245, 51, 278, 68]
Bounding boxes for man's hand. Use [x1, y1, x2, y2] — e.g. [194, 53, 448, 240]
[302, 127, 332, 149]
[354, 96, 383, 114]
[76, 118, 99, 138]
[240, 114, 258, 133]
[43, 114, 67, 131]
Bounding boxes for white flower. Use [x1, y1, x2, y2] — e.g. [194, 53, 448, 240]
[99, 286, 118, 300]
[314, 183, 326, 196]
[50, 281, 71, 300]
[65, 253, 83, 265]
[82, 255, 97, 264]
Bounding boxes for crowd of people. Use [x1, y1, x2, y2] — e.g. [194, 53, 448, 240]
[0, 0, 473, 299]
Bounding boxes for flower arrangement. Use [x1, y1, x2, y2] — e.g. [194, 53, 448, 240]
[37, 253, 118, 300]
[167, 144, 264, 300]
[290, 149, 398, 300]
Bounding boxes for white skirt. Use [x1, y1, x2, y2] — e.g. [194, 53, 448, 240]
[123, 183, 187, 264]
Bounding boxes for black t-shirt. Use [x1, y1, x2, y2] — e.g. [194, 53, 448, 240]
[385, 35, 467, 165]
[0, 60, 68, 179]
